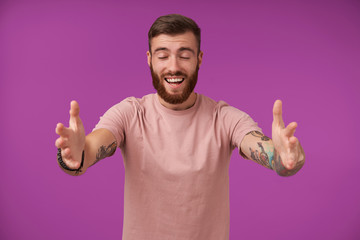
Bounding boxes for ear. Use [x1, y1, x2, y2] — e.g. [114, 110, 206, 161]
[198, 51, 204, 67]
[147, 51, 151, 67]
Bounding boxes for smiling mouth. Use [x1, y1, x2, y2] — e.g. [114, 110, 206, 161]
[164, 77, 185, 85]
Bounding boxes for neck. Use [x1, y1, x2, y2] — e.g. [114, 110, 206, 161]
[158, 92, 197, 110]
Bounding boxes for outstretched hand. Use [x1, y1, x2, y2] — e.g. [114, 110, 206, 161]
[272, 100, 305, 172]
[55, 101, 86, 169]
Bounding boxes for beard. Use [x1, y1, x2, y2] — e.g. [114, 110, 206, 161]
[150, 63, 199, 105]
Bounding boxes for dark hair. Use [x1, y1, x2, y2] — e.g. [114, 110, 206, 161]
[148, 14, 201, 54]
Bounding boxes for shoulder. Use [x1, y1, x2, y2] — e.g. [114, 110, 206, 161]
[99, 94, 155, 122]
[197, 94, 226, 112]
[198, 94, 249, 118]
[110, 94, 155, 112]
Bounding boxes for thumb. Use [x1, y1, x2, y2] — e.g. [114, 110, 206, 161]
[69, 100, 81, 127]
[70, 100, 80, 117]
[273, 99, 285, 128]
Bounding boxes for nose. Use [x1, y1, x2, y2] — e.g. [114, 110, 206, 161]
[167, 56, 181, 74]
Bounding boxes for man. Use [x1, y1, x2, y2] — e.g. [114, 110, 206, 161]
[55, 14, 305, 240]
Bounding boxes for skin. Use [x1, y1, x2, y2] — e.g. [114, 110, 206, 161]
[55, 31, 305, 176]
[147, 31, 203, 110]
[240, 100, 305, 176]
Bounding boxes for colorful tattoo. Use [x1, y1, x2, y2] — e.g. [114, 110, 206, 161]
[245, 131, 304, 176]
[249, 142, 273, 169]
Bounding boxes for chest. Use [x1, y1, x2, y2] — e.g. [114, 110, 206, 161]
[122, 110, 232, 176]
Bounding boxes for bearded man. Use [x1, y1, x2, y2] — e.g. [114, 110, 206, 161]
[55, 14, 305, 240]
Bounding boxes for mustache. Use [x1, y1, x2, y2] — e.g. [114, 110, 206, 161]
[161, 71, 187, 77]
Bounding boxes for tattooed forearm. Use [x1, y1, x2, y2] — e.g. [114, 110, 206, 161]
[249, 142, 273, 169]
[91, 141, 117, 166]
[245, 131, 273, 169]
[243, 131, 304, 176]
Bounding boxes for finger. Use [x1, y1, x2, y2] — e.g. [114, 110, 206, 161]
[69, 100, 80, 117]
[61, 147, 72, 159]
[55, 123, 71, 137]
[281, 152, 297, 169]
[55, 137, 68, 149]
[55, 137, 62, 148]
[288, 136, 299, 149]
[286, 159, 296, 169]
[61, 148, 81, 169]
[55, 123, 64, 135]
[273, 100, 285, 128]
[284, 122, 297, 138]
[69, 100, 81, 127]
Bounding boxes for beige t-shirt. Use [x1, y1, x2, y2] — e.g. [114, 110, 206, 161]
[94, 93, 261, 240]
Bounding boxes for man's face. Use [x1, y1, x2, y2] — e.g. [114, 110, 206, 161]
[147, 31, 203, 105]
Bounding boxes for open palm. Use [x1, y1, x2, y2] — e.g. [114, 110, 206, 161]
[272, 100, 304, 171]
[55, 101, 85, 169]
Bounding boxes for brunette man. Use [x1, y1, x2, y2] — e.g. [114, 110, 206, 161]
[55, 14, 305, 240]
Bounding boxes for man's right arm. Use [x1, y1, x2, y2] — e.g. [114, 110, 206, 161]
[55, 101, 117, 176]
[84, 129, 117, 171]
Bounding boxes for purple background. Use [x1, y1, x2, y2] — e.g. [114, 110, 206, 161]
[1, 0, 359, 239]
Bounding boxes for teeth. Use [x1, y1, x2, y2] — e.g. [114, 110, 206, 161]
[165, 78, 184, 83]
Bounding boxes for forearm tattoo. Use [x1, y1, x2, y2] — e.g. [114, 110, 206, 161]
[249, 131, 270, 141]
[245, 131, 303, 176]
[249, 142, 272, 169]
[91, 141, 117, 166]
[246, 131, 273, 169]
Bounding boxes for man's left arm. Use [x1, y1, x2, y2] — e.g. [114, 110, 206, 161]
[240, 100, 305, 176]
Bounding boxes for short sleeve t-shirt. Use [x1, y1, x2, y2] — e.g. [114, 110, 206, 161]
[94, 93, 261, 240]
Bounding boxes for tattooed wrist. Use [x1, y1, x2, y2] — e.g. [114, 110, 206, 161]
[272, 150, 287, 176]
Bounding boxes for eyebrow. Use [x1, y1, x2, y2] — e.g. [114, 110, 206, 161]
[153, 47, 169, 54]
[178, 47, 195, 54]
[153, 47, 195, 55]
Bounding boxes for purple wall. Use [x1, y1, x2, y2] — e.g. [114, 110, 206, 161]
[1, 0, 359, 239]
